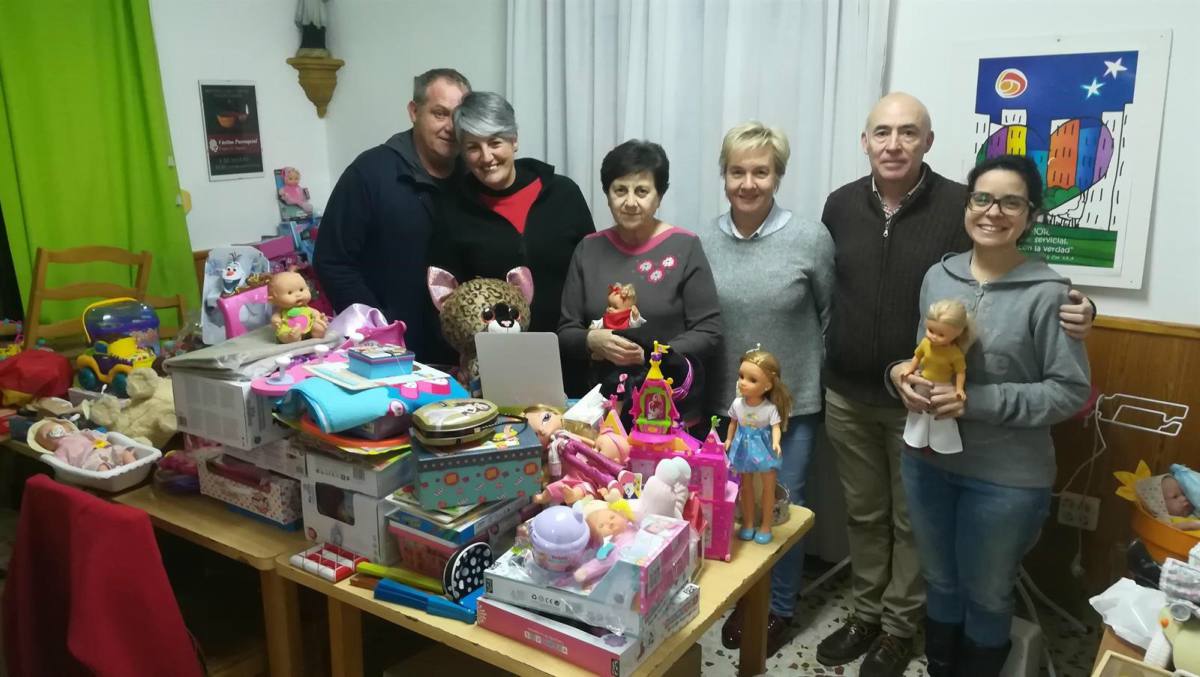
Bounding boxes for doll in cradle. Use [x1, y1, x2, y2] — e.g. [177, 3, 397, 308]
[268, 271, 328, 343]
[896, 299, 974, 455]
[30, 419, 137, 472]
[725, 346, 792, 544]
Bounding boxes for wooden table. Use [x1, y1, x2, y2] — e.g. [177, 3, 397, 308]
[278, 505, 814, 677]
[1093, 625, 1142, 671]
[114, 486, 308, 677]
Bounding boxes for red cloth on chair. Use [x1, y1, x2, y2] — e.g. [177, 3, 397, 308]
[2, 475, 202, 677]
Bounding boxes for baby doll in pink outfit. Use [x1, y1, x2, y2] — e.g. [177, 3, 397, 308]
[572, 500, 639, 585]
[32, 419, 137, 472]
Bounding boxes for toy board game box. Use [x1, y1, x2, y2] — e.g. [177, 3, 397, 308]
[477, 583, 699, 676]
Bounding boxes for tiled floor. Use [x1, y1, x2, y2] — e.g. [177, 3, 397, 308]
[697, 562, 1103, 676]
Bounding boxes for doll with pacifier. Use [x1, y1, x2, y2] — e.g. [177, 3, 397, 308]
[268, 270, 328, 343]
[29, 418, 137, 472]
[590, 283, 646, 331]
[897, 299, 974, 455]
[725, 346, 791, 544]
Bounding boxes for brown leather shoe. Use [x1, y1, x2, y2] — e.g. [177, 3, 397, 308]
[765, 612, 793, 656]
[720, 602, 744, 649]
[860, 631, 914, 677]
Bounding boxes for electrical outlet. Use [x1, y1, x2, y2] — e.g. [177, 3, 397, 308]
[1058, 491, 1100, 531]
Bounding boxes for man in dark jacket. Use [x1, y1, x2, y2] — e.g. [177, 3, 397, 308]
[314, 68, 470, 363]
[815, 92, 1095, 677]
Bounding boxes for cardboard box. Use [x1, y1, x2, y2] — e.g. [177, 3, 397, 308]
[477, 583, 699, 677]
[221, 438, 306, 479]
[386, 497, 527, 580]
[300, 479, 400, 564]
[412, 425, 542, 510]
[172, 371, 286, 451]
[198, 455, 302, 528]
[300, 439, 415, 498]
[483, 514, 694, 636]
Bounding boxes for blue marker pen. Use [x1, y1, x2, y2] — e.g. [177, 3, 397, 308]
[374, 578, 476, 623]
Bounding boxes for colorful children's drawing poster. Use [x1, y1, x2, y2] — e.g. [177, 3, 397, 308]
[963, 32, 1171, 289]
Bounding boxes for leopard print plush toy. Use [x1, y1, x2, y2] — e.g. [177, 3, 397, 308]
[427, 266, 534, 385]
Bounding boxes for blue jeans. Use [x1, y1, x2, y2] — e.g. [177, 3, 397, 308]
[769, 414, 819, 616]
[900, 453, 1050, 647]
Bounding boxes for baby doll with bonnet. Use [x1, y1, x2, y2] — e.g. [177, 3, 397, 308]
[1136, 470, 1200, 533]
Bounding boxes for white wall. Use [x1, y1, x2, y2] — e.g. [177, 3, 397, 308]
[887, 0, 1200, 325]
[324, 0, 507, 181]
[150, 0, 332, 251]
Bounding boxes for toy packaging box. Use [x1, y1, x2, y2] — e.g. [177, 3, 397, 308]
[220, 438, 306, 480]
[301, 479, 401, 564]
[412, 424, 542, 511]
[387, 496, 529, 580]
[300, 439, 415, 498]
[172, 371, 286, 451]
[198, 454, 302, 528]
[477, 583, 700, 677]
[200, 247, 271, 346]
[387, 493, 532, 547]
[483, 514, 694, 637]
[700, 480, 738, 562]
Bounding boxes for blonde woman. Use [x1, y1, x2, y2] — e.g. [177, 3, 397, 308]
[699, 122, 834, 654]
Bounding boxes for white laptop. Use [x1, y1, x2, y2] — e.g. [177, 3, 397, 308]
[474, 332, 567, 413]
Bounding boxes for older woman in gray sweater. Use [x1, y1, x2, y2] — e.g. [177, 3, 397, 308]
[701, 122, 835, 653]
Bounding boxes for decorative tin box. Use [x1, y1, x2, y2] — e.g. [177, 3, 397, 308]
[412, 424, 542, 510]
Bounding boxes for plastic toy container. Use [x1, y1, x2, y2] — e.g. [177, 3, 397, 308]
[38, 432, 161, 493]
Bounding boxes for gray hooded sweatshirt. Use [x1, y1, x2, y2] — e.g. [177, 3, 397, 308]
[900, 251, 1091, 488]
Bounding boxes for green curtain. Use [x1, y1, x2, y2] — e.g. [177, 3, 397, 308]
[0, 0, 197, 325]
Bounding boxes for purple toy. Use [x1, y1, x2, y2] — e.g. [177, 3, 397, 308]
[528, 506, 590, 572]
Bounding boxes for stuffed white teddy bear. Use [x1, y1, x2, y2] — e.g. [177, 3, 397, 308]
[86, 369, 177, 449]
[636, 456, 692, 519]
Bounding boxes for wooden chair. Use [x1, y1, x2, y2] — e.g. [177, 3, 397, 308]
[22, 246, 152, 350]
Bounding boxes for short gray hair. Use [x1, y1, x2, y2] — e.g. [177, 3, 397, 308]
[453, 91, 518, 144]
[412, 68, 471, 105]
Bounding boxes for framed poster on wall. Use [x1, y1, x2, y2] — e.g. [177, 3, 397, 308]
[951, 31, 1171, 289]
[199, 80, 263, 181]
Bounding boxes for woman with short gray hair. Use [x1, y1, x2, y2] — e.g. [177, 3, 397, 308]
[429, 91, 594, 390]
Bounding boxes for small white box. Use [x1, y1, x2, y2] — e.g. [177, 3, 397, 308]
[171, 371, 286, 451]
[221, 438, 306, 480]
[301, 479, 400, 564]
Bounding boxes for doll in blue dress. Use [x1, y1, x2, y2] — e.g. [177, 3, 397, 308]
[725, 346, 792, 544]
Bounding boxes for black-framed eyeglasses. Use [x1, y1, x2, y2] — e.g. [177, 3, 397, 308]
[967, 191, 1033, 216]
